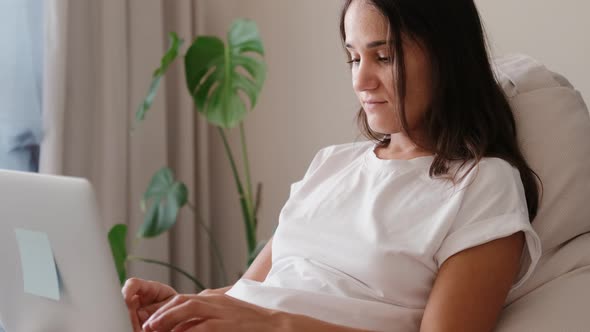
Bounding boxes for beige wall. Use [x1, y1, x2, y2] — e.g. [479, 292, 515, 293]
[202, 0, 590, 286]
[474, 0, 590, 103]
[204, 0, 357, 286]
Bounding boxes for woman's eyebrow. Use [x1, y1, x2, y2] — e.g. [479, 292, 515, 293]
[345, 40, 388, 50]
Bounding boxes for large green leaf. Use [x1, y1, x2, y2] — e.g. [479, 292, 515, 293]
[137, 167, 188, 238]
[185, 19, 266, 128]
[134, 32, 184, 126]
[108, 224, 128, 286]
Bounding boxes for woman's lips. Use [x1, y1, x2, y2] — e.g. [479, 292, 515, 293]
[363, 100, 387, 110]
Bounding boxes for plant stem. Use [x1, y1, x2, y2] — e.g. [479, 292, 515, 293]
[217, 128, 257, 254]
[254, 182, 262, 217]
[239, 122, 255, 224]
[186, 200, 228, 285]
[127, 255, 206, 291]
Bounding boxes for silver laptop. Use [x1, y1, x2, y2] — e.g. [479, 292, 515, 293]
[0, 169, 132, 332]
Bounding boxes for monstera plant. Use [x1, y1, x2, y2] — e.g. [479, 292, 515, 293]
[108, 19, 267, 290]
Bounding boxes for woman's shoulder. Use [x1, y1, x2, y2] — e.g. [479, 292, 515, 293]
[310, 140, 374, 167]
[301, 140, 374, 179]
[315, 140, 374, 158]
[477, 157, 520, 178]
[449, 157, 524, 198]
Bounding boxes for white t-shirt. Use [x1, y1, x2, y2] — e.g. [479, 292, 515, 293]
[226, 141, 542, 331]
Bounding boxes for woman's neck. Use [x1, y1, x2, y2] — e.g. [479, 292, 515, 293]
[376, 132, 433, 160]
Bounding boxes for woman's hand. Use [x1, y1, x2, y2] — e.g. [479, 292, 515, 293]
[122, 277, 178, 332]
[141, 293, 286, 332]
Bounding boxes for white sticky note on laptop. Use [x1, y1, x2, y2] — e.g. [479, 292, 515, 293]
[14, 228, 60, 301]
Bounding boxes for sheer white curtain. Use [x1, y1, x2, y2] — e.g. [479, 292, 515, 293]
[0, 0, 43, 172]
[40, 0, 212, 292]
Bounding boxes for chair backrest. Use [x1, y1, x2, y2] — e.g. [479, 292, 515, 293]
[494, 54, 590, 253]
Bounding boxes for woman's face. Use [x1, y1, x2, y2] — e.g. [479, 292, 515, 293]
[344, 0, 433, 135]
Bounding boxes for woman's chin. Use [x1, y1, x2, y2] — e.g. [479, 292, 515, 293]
[367, 123, 400, 135]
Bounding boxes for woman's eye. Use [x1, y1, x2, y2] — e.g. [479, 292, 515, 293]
[346, 57, 391, 66]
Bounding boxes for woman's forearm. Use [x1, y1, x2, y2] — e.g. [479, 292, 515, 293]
[199, 285, 233, 295]
[204, 286, 375, 331]
[275, 311, 375, 332]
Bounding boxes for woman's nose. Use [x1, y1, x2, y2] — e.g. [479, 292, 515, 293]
[353, 61, 379, 92]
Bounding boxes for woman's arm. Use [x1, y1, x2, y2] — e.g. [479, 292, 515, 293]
[200, 237, 274, 295]
[276, 312, 375, 332]
[141, 291, 375, 332]
[242, 236, 274, 282]
[420, 232, 525, 332]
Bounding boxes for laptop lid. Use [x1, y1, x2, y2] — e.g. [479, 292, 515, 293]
[0, 170, 132, 332]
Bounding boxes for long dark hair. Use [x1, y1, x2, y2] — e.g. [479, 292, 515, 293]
[340, 0, 541, 221]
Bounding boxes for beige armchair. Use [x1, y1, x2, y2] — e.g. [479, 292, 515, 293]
[492, 55, 590, 331]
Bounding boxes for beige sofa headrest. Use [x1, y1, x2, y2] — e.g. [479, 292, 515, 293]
[494, 54, 590, 252]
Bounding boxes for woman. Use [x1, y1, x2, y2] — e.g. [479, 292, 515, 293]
[123, 0, 542, 331]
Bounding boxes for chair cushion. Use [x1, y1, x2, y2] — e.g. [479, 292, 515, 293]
[497, 265, 590, 331]
[493, 54, 590, 252]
